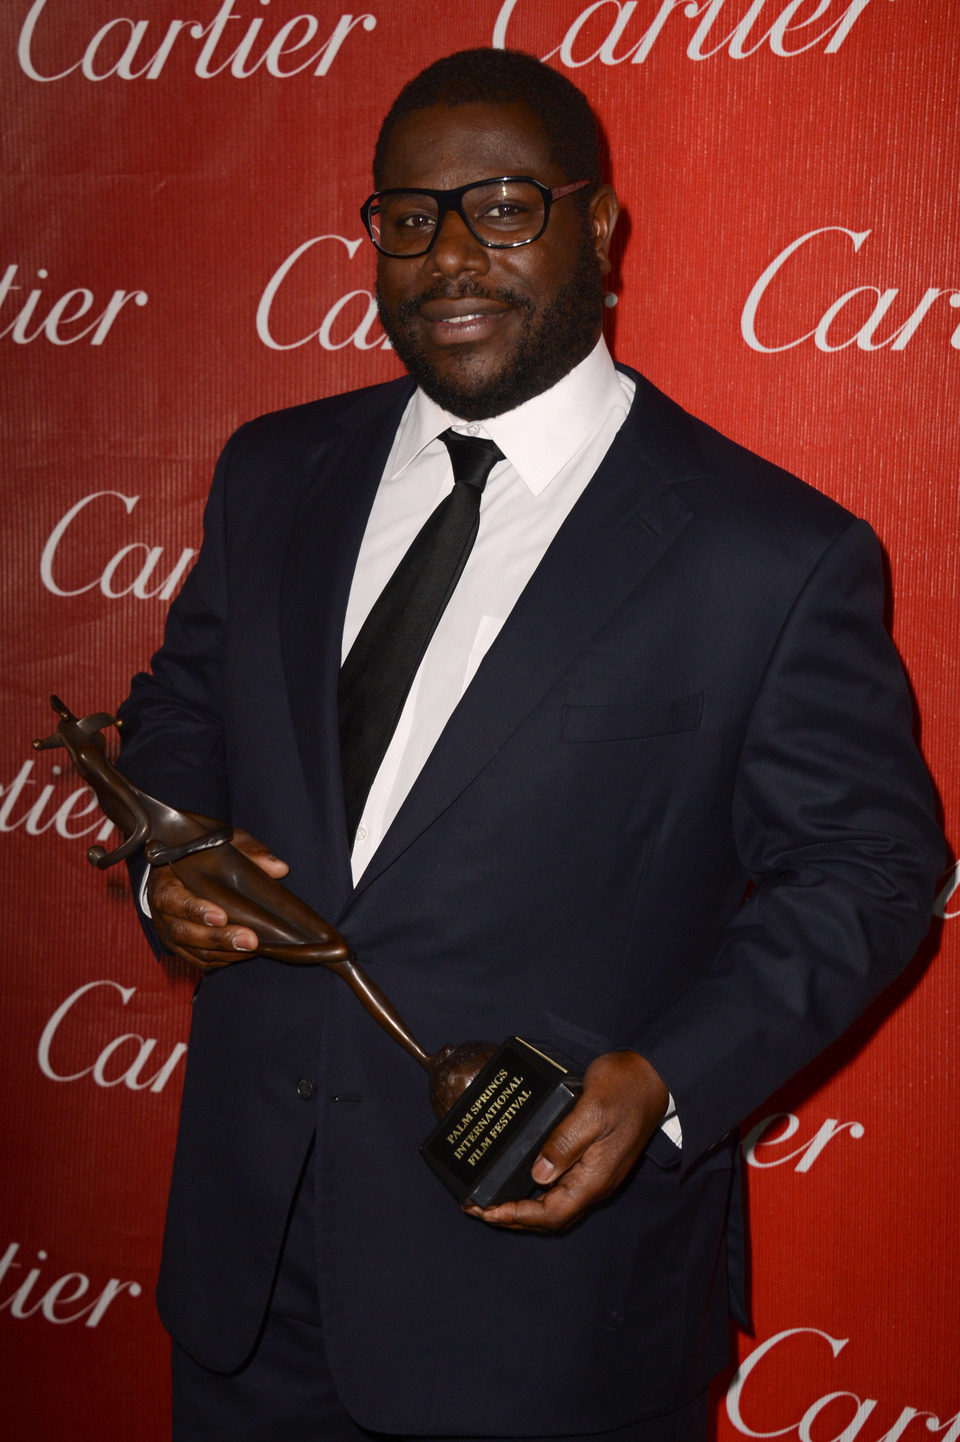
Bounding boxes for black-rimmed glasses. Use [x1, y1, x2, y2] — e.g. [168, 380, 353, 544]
[360, 176, 592, 257]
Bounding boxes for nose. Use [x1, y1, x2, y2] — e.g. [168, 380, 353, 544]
[423, 207, 490, 279]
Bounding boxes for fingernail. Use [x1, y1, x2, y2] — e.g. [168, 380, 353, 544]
[231, 935, 256, 952]
[531, 1157, 556, 1184]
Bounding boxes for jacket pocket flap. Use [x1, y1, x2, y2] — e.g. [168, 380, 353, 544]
[561, 691, 703, 742]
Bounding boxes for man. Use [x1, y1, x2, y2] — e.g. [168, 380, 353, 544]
[117, 47, 942, 1442]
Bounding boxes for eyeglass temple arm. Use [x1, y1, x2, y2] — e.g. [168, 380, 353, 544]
[550, 179, 592, 201]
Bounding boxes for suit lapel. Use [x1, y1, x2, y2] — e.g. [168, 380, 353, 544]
[348, 372, 704, 901]
[280, 378, 414, 902]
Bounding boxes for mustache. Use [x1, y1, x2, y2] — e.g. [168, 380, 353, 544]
[392, 282, 532, 326]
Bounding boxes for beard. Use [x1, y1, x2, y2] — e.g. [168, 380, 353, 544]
[376, 232, 605, 421]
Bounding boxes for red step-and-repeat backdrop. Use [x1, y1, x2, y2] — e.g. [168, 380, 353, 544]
[2, 2, 957, 1437]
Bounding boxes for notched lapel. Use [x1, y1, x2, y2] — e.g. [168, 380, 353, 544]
[350, 399, 700, 900]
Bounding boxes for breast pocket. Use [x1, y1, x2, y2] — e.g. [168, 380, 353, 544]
[561, 691, 703, 743]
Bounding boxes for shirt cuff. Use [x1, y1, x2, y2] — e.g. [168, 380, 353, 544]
[661, 1093, 682, 1148]
[137, 865, 152, 919]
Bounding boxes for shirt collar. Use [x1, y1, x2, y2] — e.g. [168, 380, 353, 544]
[390, 337, 631, 496]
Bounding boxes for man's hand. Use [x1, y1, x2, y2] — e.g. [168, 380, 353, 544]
[146, 828, 289, 971]
[463, 1050, 669, 1232]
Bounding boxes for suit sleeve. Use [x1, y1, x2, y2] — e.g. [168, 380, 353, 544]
[116, 429, 240, 821]
[636, 517, 943, 1167]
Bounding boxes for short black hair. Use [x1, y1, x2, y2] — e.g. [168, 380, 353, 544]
[373, 48, 602, 189]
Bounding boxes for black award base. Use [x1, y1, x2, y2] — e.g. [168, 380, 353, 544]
[420, 1037, 581, 1208]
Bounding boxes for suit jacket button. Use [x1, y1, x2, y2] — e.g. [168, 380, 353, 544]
[296, 1078, 314, 1099]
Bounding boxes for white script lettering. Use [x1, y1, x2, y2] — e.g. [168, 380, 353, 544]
[742, 1112, 864, 1172]
[40, 491, 196, 600]
[741, 228, 960, 352]
[0, 1243, 142, 1327]
[727, 1327, 960, 1442]
[18, 0, 376, 83]
[256, 234, 391, 351]
[0, 264, 147, 345]
[933, 861, 960, 920]
[0, 759, 113, 842]
[37, 980, 188, 1093]
[492, 0, 887, 67]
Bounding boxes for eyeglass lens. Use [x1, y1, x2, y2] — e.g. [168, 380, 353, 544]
[371, 180, 547, 255]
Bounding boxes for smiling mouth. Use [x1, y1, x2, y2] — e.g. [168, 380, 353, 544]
[427, 311, 504, 340]
[440, 312, 494, 325]
[417, 300, 512, 346]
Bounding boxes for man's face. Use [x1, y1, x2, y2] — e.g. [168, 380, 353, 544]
[374, 101, 618, 421]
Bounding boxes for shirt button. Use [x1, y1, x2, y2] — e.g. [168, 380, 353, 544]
[466, 423, 480, 436]
[356, 824, 367, 841]
[296, 1079, 314, 1100]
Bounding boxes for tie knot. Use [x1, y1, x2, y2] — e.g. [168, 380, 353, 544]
[440, 428, 504, 494]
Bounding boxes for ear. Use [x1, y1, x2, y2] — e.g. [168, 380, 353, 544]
[588, 185, 619, 277]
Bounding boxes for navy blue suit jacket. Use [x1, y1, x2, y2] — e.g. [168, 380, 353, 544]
[118, 366, 941, 1432]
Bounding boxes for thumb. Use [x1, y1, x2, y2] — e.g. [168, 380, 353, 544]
[531, 1094, 605, 1185]
[230, 827, 289, 877]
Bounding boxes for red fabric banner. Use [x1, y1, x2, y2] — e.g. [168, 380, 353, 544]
[2, 2, 956, 1436]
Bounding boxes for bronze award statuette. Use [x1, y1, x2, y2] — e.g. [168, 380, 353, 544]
[35, 697, 581, 1207]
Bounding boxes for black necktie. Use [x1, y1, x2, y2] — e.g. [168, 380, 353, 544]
[338, 428, 504, 846]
